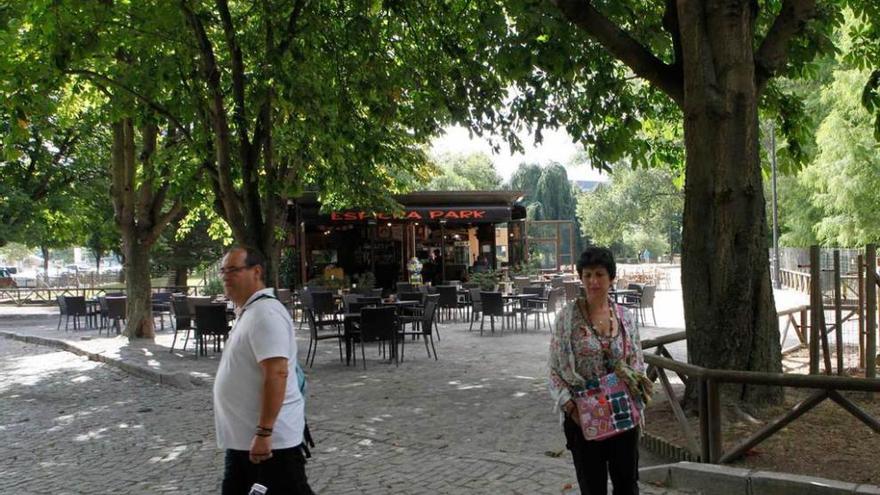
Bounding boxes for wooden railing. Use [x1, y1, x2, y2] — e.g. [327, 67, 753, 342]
[641, 333, 880, 464]
[780, 268, 811, 293]
[0, 286, 205, 306]
[779, 268, 863, 302]
[777, 305, 808, 352]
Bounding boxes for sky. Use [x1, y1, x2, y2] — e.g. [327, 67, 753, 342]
[430, 125, 609, 183]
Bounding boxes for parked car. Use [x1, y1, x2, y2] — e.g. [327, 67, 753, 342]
[0, 268, 17, 288]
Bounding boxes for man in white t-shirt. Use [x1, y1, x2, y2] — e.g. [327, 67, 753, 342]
[214, 246, 314, 494]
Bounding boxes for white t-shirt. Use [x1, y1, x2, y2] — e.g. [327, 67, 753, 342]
[213, 288, 304, 450]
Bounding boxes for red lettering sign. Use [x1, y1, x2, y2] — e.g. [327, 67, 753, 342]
[328, 208, 492, 222]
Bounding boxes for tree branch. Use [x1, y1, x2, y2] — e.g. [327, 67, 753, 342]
[662, 0, 683, 71]
[551, 0, 683, 106]
[216, 0, 252, 162]
[275, 0, 307, 57]
[136, 122, 158, 229]
[145, 199, 186, 246]
[27, 130, 80, 202]
[754, 0, 817, 93]
[65, 68, 193, 142]
[180, 0, 248, 238]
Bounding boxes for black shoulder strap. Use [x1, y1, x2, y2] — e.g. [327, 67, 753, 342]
[240, 293, 277, 314]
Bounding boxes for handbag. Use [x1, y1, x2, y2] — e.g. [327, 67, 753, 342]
[573, 302, 642, 441]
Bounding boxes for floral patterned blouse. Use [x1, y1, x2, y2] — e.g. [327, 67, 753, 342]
[548, 297, 646, 414]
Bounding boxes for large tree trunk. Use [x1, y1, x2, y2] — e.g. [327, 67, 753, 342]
[171, 267, 188, 291]
[110, 118, 183, 341]
[122, 238, 155, 339]
[94, 249, 103, 274]
[41, 246, 50, 282]
[678, 1, 781, 406]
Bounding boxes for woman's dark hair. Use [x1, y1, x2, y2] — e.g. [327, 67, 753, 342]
[576, 246, 616, 280]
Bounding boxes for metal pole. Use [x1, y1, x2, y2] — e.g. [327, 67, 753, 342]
[770, 121, 781, 289]
[298, 219, 307, 288]
[440, 220, 446, 283]
[555, 222, 561, 272]
[369, 220, 376, 275]
[834, 251, 843, 375]
[866, 244, 876, 379]
[858, 254, 865, 369]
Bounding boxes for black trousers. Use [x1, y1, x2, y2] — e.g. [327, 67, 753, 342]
[563, 416, 639, 495]
[222, 446, 315, 495]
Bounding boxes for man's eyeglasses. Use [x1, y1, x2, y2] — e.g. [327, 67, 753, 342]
[218, 265, 254, 276]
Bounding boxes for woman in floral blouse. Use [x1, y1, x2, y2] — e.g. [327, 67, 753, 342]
[549, 247, 649, 495]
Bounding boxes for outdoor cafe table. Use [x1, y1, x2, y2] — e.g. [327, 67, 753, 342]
[341, 302, 415, 365]
[85, 298, 101, 328]
[502, 293, 535, 331]
[383, 299, 420, 313]
[610, 288, 638, 304]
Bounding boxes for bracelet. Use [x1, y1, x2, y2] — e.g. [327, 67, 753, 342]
[255, 432, 272, 437]
[256, 425, 273, 434]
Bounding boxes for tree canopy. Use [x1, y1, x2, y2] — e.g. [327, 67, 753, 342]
[577, 164, 683, 259]
[427, 152, 503, 191]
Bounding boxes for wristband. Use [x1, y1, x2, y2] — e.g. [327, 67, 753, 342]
[255, 432, 272, 437]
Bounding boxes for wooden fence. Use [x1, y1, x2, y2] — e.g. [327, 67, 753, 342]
[0, 286, 205, 306]
[641, 332, 880, 464]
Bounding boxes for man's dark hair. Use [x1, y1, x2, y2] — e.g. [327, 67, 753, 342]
[576, 246, 616, 280]
[232, 245, 266, 281]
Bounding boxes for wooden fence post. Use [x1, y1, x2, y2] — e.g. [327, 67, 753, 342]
[706, 378, 723, 463]
[699, 377, 710, 463]
[834, 251, 843, 375]
[810, 246, 821, 375]
[866, 244, 876, 379]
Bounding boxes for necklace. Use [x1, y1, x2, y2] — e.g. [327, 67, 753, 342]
[578, 298, 618, 366]
[584, 301, 614, 338]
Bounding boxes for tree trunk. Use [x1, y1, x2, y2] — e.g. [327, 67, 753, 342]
[109, 117, 183, 340]
[250, 233, 280, 290]
[122, 238, 155, 339]
[268, 237, 283, 289]
[171, 266, 188, 291]
[678, 1, 781, 407]
[41, 246, 50, 281]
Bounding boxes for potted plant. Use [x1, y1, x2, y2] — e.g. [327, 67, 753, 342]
[352, 272, 376, 293]
[202, 276, 224, 297]
[469, 270, 500, 291]
[307, 275, 349, 291]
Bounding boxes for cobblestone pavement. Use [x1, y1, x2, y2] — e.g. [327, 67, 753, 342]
[0, 309, 695, 494]
[0, 338, 220, 494]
